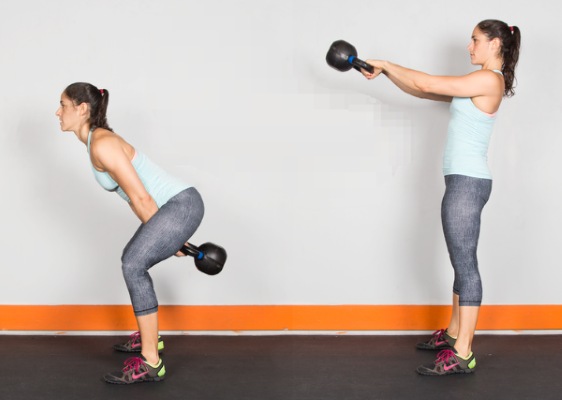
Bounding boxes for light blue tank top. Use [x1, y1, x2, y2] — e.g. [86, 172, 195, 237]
[442, 70, 502, 179]
[87, 130, 190, 208]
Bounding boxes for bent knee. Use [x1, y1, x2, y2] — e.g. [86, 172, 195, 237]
[121, 253, 149, 279]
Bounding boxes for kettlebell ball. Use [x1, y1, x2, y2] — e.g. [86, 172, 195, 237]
[326, 40, 374, 73]
[180, 242, 227, 276]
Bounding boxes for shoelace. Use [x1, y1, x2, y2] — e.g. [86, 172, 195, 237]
[435, 349, 456, 365]
[430, 329, 446, 342]
[432, 329, 446, 338]
[128, 331, 141, 345]
[123, 356, 145, 373]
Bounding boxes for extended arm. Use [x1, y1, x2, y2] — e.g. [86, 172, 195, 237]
[362, 60, 502, 103]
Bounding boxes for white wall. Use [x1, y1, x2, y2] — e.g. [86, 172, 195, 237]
[0, 0, 558, 307]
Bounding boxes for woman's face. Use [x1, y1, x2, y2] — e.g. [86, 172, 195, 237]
[467, 27, 498, 66]
[55, 93, 82, 132]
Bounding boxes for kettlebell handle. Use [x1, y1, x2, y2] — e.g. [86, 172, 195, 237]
[180, 243, 204, 260]
[349, 55, 374, 73]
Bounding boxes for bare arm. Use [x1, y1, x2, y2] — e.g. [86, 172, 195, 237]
[90, 132, 158, 224]
[362, 60, 503, 106]
[384, 70, 453, 102]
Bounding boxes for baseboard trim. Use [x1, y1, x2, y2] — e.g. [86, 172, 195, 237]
[2, 305, 561, 331]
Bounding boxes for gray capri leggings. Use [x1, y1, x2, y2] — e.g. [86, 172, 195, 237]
[121, 187, 205, 316]
[441, 174, 492, 307]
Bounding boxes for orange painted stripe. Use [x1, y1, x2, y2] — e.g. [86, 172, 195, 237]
[1, 305, 561, 331]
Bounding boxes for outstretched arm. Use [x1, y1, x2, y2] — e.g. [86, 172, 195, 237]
[362, 60, 502, 102]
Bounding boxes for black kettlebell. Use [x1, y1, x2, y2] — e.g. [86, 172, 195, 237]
[326, 40, 374, 73]
[180, 242, 227, 276]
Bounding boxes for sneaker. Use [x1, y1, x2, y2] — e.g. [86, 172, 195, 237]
[113, 331, 164, 353]
[416, 349, 476, 376]
[103, 355, 166, 384]
[416, 329, 456, 350]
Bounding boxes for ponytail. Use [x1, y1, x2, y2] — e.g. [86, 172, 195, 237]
[63, 82, 113, 131]
[502, 26, 521, 97]
[93, 88, 111, 130]
[477, 20, 521, 97]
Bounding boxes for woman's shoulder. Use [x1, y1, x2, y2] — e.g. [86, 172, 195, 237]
[90, 128, 126, 148]
[471, 69, 504, 85]
[91, 128, 136, 162]
[90, 128, 122, 156]
[91, 126, 116, 138]
[466, 69, 502, 80]
[466, 69, 504, 98]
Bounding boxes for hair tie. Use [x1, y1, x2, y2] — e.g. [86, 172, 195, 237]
[100, 89, 105, 95]
[509, 26, 514, 34]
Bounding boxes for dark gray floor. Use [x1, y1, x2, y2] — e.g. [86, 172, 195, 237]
[3, 334, 562, 400]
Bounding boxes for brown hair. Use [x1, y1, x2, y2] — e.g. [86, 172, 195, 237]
[64, 82, 112, 131]
[477, 20, 521, 97]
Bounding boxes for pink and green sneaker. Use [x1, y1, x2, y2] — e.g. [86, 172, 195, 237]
[416, 349, 476, 376]
[113, 331, 164, 354]
[103, 355, 166, 384]
[416, 329, 456, 350]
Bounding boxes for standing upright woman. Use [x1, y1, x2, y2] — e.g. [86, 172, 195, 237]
[362, 20, 521, 375]
[56, 82, 205, 384]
